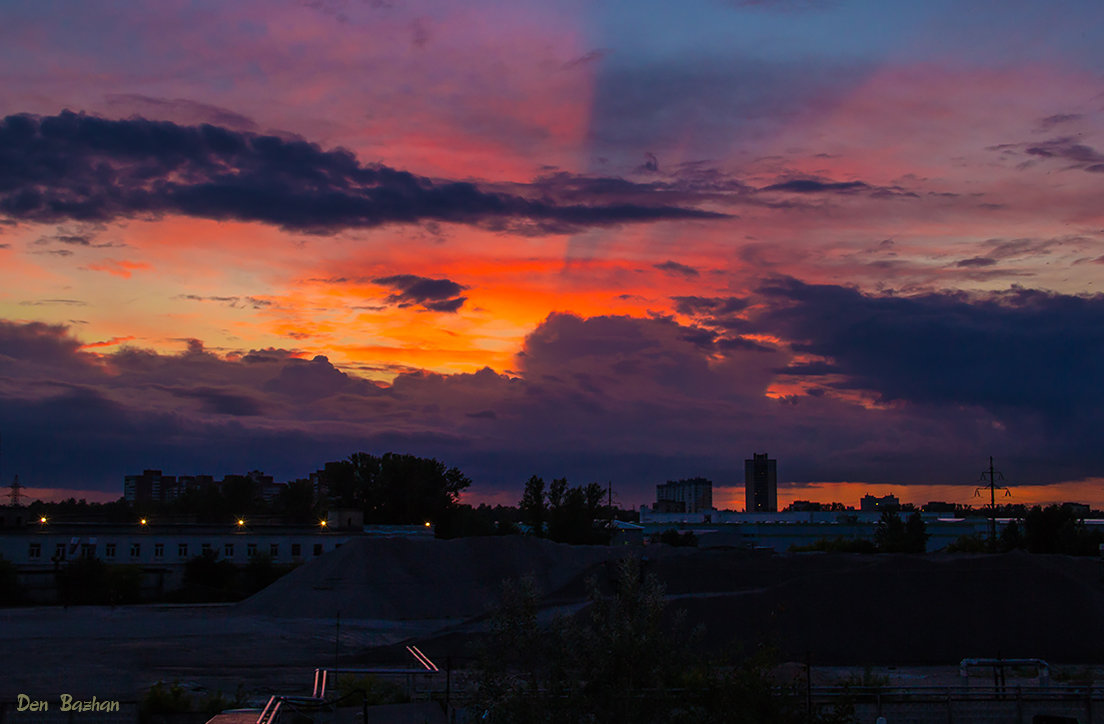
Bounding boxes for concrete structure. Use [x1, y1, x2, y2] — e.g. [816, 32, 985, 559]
[861, 493, 900, 512]
[0, 522, 356, 601]
[655, 478, 713, 514]
[744, 453, 777, 512]
[124, 469, 288, 507]
[634, 507, 1094, 552]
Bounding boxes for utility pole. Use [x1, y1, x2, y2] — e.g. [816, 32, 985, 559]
[975, 456, 1010, 549]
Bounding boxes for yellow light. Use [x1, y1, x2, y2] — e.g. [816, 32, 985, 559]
[140, 518, 147, 525]
[237, 519, 245, 526]
[39, 517, 47, 524]
[320, 520, 327, 527]
[424, 521, 431, 528]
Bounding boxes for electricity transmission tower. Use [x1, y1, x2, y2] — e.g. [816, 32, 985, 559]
[975, 456, 1010, 548]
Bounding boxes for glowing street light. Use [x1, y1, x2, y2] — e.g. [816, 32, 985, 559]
[139, 518, 148, 526]
[39, 516, 47, 524]
[320, 519, 328, 528]
[237, 518, 246, 528]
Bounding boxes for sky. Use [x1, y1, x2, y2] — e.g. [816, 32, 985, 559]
[2, 0, 1103, 508]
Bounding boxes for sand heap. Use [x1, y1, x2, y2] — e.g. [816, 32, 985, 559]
[238, 535, 620, 620]
[652, 550, 1104, 663]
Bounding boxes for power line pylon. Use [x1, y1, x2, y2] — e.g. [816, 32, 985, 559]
[974, 456, 1010, 548]
[8, 475, 24, 507]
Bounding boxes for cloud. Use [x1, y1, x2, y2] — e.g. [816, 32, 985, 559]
[1035, 113, 1082, 132]
[761, 179, 870, 193]
[372, 274, 468, 312]
[83, 259, 152, 278]
[654, 260, 700, 277]
[754, 277, 1104, 426]
[154, 384, 266, 416]
[0, 111, 726, 234]
[3, 276, 1104, 498]
[954, 256, 997, 268]
[19, 299, 87, 306]
[562, 49, 609, 69]
[179, 294, 273, 310]
[104, 94, 260, 132]
[994, 136, 1104, 174]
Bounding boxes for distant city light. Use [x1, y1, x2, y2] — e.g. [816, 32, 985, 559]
[39, 516, 47, 524]
[320, 520, 327, 527]
[424, 521, 431, 527]
[139, 518, 147, 526]
[237, 519, 245, 526]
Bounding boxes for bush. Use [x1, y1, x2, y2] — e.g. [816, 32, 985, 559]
[0, 556, 24, 605]
[329, 674, 409, 707]
[657, 528, 699, 547]
[140, 682, 193, 720]
[791, 538, 876, 553]
[945, 534, 987, 553]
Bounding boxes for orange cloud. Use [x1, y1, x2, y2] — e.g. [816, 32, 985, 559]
[84, 259, 152, 278]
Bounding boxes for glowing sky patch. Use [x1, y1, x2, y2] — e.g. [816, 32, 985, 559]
[1, 1, 1103, 503]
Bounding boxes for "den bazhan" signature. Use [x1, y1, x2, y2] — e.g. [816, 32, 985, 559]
[17, 694, 121, 713]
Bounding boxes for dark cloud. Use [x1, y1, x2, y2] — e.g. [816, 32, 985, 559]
[155, 385, 265, 416]
[19, 299, 87, 306]
[373, 274, 467, 312]
[654, 260, 700, 277]
[755, 277, 1104, 425]
[638, 152, 660, 173]
[761, 179, 870, 193]
[562, 49, 609, 69]
[954, 256, 997, 268]
[3, 279, 1104, 500]
[523, 170, 753, 212]
[672, 295, 750, 316]
[1023, 137, 1104, 164]
[1035, 113, 1082, 132]
[0, 111, 725, 233]
[996, 136, 1104, 174]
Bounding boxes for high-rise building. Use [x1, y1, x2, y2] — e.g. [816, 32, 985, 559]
[655, 477, 713, 514]
[124, 469, 179, 505]
[744, 453, 777, 512]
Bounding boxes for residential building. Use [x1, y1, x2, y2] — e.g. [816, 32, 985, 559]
[656, 478, 713, 514]
[744, 453, 777, 513]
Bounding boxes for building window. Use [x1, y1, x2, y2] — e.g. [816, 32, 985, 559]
[247, 543, 257, 557]
[29, 543, 41, 559]
[55, 543, 66, 560]
[105, 543, 116, 558]
[154, 543, 164, 559]
[269, 543, 279, 557]
[291, 543, 301, 557]
[130, 543, 141, 558]
[202, 543, 211, 554]
[81, 544, 95, 558]
[224, 543, 234, 558]
[179, 543, 188, 559]
[313, 543, 323, 556]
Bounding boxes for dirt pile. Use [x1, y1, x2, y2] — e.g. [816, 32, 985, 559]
[659, 551, 1104, 663]
[238, 536, 620, 620]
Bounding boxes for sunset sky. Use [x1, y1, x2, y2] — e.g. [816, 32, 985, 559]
[2, 1, 1103, 508]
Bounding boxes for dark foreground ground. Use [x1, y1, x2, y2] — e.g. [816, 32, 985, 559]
[3, 537, 1103, 701]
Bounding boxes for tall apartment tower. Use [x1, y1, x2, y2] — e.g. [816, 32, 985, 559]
[655, 478, 713, 514]
[744, 453, 777, 512]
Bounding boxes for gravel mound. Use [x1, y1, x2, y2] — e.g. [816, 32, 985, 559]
[665, 551, 1104, 664]
[237, 536, 620, 620]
